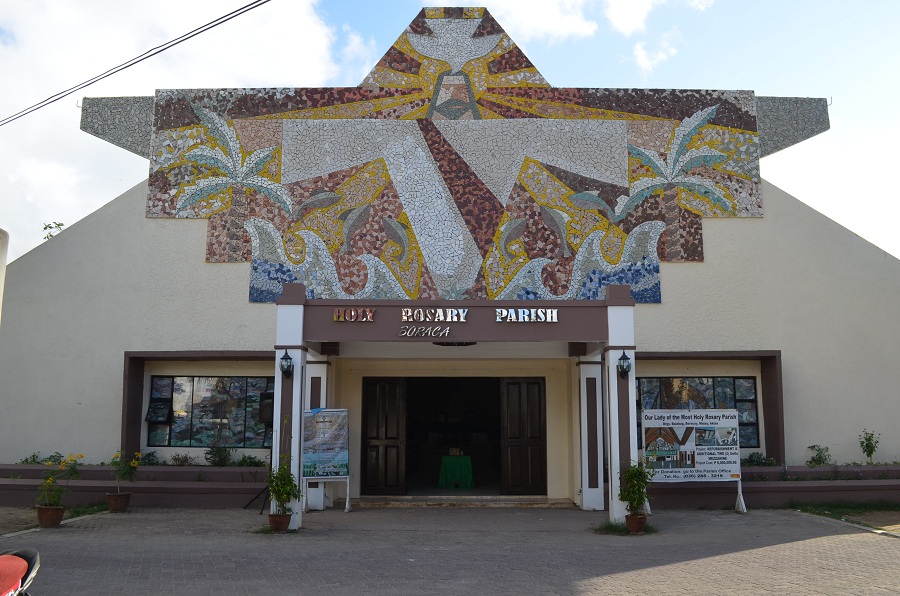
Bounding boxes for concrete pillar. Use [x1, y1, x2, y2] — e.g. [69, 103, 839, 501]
[605, 286, 637, 523]
[304, 354, 330, 510]
[273, 296, 306, 530]
[578, 347, 605, 510]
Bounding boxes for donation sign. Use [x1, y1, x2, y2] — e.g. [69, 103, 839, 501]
[642, 409, 741, 482]
[302, 409, 350, 478]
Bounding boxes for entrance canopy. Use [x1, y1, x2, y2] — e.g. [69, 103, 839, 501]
[276, 283, 633, 343]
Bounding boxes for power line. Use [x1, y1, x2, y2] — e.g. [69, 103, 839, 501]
[0, 0, 273, 129]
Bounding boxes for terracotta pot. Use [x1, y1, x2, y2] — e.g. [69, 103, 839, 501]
[268, 513, 292, 533]
[106, 492, 132, 513]
[625, 513, 647, 535]
[35, 505, 65, 528]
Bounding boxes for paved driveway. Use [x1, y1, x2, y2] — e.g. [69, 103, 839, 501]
[2, 507, 898, 595]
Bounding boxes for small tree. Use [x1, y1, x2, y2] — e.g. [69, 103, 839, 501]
[268, 460, 300, 515]
[618, 458, 656, 517]
[110, 451, 142, 494]
[859, 429, 881, 464]
[36, 453, 83, 507]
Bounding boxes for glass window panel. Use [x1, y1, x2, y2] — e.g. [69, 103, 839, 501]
[692, 378, 714, 407]
[658, 377, 713, 409]
[222, 377, 247, 447]
[737, 402, 758, 424]
[263, 379, 275, 448]
[148, 424, 170, 447]
[244, 377, 267, 448]
[735, 378, 756, 401]
[739, 425, 760, 448]
[191, 377, 219, 446]
[191, 377, 247, 447]
[639, 378, 660, 410]
[151, 377, 173, 400]
[170, 377, 193, 446]
[148, 375, 274, 448]
[713, 378, 735, 409]
[145, 402, 171, 423]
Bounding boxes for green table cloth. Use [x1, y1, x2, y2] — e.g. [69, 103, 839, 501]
[438, 455, 474, 489]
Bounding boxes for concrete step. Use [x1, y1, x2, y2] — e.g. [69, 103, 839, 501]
[352, 495, 575, 508]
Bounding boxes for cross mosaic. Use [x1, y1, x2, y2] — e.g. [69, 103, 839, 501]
[147, 7, 761, 303]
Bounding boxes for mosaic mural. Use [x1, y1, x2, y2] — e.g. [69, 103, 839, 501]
[147, 7, 761, 303]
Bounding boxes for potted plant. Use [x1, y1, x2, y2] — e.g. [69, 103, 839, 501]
[618, 458, 655, 535]
[35, 453, 83, 528]
[267, 459, 300, 533]
[108, 451, 141, 512]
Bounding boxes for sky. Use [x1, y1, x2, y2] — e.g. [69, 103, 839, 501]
[1, 0, 899, 262]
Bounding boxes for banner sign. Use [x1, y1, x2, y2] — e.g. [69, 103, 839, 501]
[642, 409, 741, 482]
[302, 409, 349, 478]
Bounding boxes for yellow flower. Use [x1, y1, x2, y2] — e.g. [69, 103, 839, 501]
[130, 461, 138, 467]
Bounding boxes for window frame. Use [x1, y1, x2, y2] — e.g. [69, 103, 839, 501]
[637, 376, 760, 449]
[146, 375, 275, 449]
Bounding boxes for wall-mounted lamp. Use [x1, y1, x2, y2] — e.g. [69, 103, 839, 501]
[279, 350, 294, 379]
[616, 351, 631, 378]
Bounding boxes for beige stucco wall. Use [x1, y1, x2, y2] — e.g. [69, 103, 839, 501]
[0, 180, 277, 462]
[331, 358, 575, 499]
[2, 177, 899, 469]
[636, 179, 900, 464]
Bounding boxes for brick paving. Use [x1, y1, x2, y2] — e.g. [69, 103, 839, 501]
[2, 506, 899, 595]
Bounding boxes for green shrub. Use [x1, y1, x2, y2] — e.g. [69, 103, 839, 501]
[859, 429, 880, 464]
[204, 446, 236, 467]
[806, 445, 832, 467]
[268, 460, 300, 515]
[235, 454, 266, 467]
[741, 452, 778, 466]
[140, 450, 163, 466]
[170, 453, 197, 466]
[618, 459, 655, 516]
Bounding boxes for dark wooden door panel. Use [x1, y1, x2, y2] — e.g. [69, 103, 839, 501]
[501, 378, 546, 495]
[361, 378, 406, 495]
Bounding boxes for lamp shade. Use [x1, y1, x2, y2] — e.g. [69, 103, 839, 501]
[279, 350, 294, 378]
[616, 351, 631, 378]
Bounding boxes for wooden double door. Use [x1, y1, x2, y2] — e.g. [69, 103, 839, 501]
[362, 377, 546, 495]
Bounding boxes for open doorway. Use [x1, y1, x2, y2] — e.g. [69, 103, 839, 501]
[361, 377, 546, 496]
[405, 377, 502, 495]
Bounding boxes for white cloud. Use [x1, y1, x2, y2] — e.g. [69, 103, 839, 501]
[686, 0, 715, 10]
[632, 29, 680, 73]
[336, 24, 379, 86]
[481, 0, 599, 44]
[0, 0, 337, 261]
[603, 0, 665, 37]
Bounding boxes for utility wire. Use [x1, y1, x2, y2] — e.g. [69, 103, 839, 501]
[0, 0, 273, 129]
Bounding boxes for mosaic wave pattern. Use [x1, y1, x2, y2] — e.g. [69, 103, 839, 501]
[147, 7, 761, 303]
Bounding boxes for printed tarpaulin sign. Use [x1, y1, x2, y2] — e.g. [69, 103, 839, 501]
[302, 409, 349, 478]
[642, 409, 741, 482]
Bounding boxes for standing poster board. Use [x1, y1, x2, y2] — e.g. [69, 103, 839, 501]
[642, 409, 745, 511]
[302, 408, 351, 512]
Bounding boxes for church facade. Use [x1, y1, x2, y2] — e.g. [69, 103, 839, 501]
[2, 7, 897, 522]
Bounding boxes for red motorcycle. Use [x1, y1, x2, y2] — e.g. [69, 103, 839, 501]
[0, 549, 39, 596]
